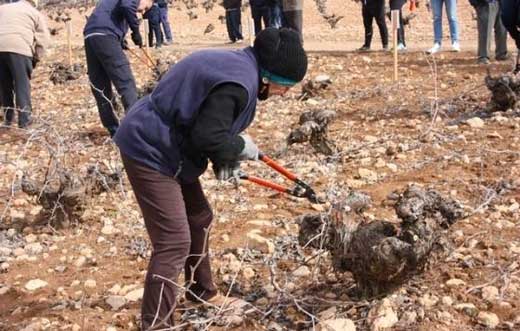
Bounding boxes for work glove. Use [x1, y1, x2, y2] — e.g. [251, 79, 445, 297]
[238, 134, 260, 161]
[121, 39, 129, 50]
[131, 31, 143, 47]
[213, 162, 242, 183]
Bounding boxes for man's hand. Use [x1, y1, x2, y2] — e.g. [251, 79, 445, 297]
[214, 163, 242, 183]
[131, 31, 143, 47]
[121, 39, 129, 50]
[238, 134, 260, 161]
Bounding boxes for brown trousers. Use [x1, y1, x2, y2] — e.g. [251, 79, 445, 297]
[122, 154, 217, 330]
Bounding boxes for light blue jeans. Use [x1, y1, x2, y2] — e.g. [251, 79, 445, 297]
[431, 0, 459, 44]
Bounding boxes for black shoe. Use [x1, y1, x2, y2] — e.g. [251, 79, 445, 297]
[18, 118, 33, 129]
[358, 45, 370, 52]
[496, 54, 510, 61]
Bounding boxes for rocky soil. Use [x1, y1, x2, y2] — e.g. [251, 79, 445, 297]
[1, 1, 520, 331]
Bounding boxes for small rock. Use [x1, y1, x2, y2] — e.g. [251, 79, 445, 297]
[225, 314, 244, 326]
[477, 311, 500, 329]
[25, 279, 48, 291]
[124, 288, 144, 302]
[246, 231, 275, 254]
[419, 294, 438, 308]
[24, 242, 43, 255]
[106, 295, 127, 310]
[74, 256, 87, 268]
[84, 279, 97, 289]
[318, 306, 337, 320]
[72, 325, 81, 331]
[481, 286, 499, 302]
[0, 262, 9, 272]
[108, 284, 121, 295]
[0, 286, 10, 295]
[400, 311, 417, 325]
[292, 266, 311, 278]
[320, 318, 356, 331]
[101, 225, 115, 235]
[13, 247, 25, 257]
[466, 117, 485, 128]
[441, 296, 453, 306]
[242, 267, 255, 280]
[106, 326, 117, 331]
[25, 234, 37, 243]
[370, 298, 398, 331]
[454, 303, 479, 317]
[446, 278, 466, 287]
[358, 168, 378, 181]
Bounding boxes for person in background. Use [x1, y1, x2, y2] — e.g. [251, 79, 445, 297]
[500, 0, 520, 71]
[0, 0, 50, 128]
[250, 0, 270, 35]
[358, 0, 388, 51]
[144, 0, 162, 48]
[389, 0, 407, 50]
[157, 0, 173, 44]
[113, 27, 307, 330]
[282, 0, 303, 41]
[427, 0, 460, 53]
[267, 0, 284, 28]
[83, 0, 152, 137]
[470, 0, 507, 64]
[224, 0, 243, 43]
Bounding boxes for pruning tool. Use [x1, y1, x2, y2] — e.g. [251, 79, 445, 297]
[240, 153, 323, 204]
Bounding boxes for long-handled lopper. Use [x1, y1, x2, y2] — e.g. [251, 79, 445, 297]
[240, 153, 323, 204]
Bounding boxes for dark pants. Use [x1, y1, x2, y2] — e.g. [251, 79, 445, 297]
[145, 6, 163, 47]
[84, 35, 137, 135]
[283, 10, 303, 41]
[251, 5, 270, 35]
[0, 52, 33, 127]
[501, 0, 520, 49]
[121, 154, 217, 329]
[362, 0, 388, 47]
[159, 6, 173, 42]
[477, 2, 508, 60]
[226, 8, 243, 42]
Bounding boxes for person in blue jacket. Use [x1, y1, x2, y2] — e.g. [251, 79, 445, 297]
[113, 28, 307, 329]
[83, 0, 152, 137]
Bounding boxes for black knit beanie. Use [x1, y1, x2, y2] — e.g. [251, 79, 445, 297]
[253, 27, 308, 83]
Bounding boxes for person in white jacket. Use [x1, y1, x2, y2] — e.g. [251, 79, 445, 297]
[0, 0, 50, 128]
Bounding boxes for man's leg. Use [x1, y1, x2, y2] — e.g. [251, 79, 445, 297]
[232, 9, 244, 40]
[0, 53, 15, 126]
[7, 53, 33, 128]
[225, 10, 236, 42]
[148, 19, 155, 47]
[182, 180, 218, 302]
[251, 5, 263, 35]
[445, 0, 460, 43]
[92, 36, 138, 112]
[431, 0, 443, 45]
[85, 37, 119, 135]
[398, 9, 406, 45]
[160, 7, 173, 42]
[122, 154, 191, 329]
[476, 4, 491, 61]
[374, 0, 389, 48]
[361, 4, 373, 48]
[501, 0, 520, 50]
[493, 2, 508, 59]
[283, 10, 303, 41]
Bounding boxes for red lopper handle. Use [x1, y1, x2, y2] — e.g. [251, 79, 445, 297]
[259, 154, 298, 182]
[243, 175, 290, 194]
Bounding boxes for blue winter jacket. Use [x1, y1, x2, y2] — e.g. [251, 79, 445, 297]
[83, 0, 140, 40]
